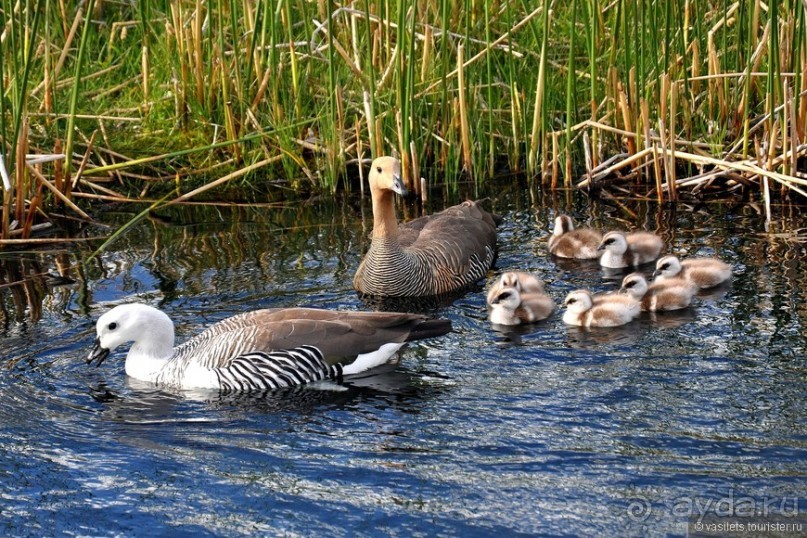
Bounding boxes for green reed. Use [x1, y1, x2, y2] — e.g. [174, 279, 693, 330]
[0, 0, 805, 236]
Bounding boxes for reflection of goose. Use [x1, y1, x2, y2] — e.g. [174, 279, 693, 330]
[619, 273, 696, 312]
[562, 289, 640, 327]
[88, 304, 451, 392]
[654, 255, 732, 289]
[488, 287, 555, 326]
[597, 231, 663, 269]
[548, 215, 602, 259]
[353, 156, 498, 297]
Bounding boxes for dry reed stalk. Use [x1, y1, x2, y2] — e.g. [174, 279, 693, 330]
[551, 131, 559, 189]
[15, 118, 29, 223]
[71, 130, 97, 193]
[26, 163, 91, 220]
[194, 0, 204, 105]
[641, 99, 663, 203]
[32, 6, 83, 99]
[583, 131, 593, 187]
[576, 147, 655, 188]
[410, 141, 421, 198]
[418, 5, 544, 97]
[669, 82, 679, 200]
[511, 81, 522, 171]
[0, 236, 106, 246]
[421, 25, 432, 83]
[457, 43, 473, 176]
[169, 155, 283, 204]
[617, 81, 636, 155]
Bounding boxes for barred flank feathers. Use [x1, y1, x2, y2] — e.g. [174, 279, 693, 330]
[214, 346, 343, 393]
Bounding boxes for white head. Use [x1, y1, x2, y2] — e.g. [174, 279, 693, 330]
[88, 303, 175, 367]
[620, 273, 649, 299]
[563, 290, 594, 314]
[654, 255, 683, 278]
[553, 215, 575, 237]
[597, 231, 628, 255]
[489, 286, 522, 311]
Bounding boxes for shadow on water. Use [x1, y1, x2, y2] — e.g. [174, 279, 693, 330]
[1, 183, 807, 535]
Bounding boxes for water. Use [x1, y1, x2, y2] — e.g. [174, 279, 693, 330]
[1, 184, 806, 536]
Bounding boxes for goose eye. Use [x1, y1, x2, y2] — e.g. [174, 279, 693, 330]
[108, 322, 118, 331]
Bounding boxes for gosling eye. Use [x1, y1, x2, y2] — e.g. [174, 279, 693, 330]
[108, 322, 118, 331]
[376, 166, 382, 173]
[660, 264, 669, 270]
[626, 282, 635, 288]
[567, 298, 576, 305]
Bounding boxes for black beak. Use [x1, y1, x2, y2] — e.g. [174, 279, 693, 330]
[596, 243, 606, 251]
[392, 174, 409, 197]
[652, 270, 660, 278]
[87, 338, 110, 367]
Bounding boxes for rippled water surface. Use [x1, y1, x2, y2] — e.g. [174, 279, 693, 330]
[1, 184, 806, 536]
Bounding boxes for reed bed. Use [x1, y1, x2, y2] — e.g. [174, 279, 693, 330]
[0, 0, 805, 243]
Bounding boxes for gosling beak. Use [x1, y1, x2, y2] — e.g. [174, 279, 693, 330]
[652, 269, 660, 278]
[596, 243, 606, 251]
[87, 338, 111, 367]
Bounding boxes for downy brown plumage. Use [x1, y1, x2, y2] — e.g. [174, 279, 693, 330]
[548, 215, 603, 259]
[353, 156, 499, 297]
[653, 255, 732, 289]
[562, 289, 640, 327]
[597, 231, 664, 269]
[619, 272, 696, 311]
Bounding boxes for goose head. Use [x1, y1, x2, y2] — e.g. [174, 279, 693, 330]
[368, 156, 407, 197]
[654, 255, 683, 278]
[88, 304, 175, 367]
[563, 290, 594, 313]
[620, 273, 649, 298]
[553, 215, 575, 236]
[597, 231, 628, 254]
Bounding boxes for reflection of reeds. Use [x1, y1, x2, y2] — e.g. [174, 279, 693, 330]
[0, 1, 804, 246]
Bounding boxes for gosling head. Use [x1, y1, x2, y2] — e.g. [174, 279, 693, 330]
[619, 273, 649, 299]
[553, 215, 575, 236]
[490, 287, 522, 310]
[597, 231, 628, 254]
[563, 290, 594, 313]
[368, 156, 407, 197]
[654, 255, 683, 278]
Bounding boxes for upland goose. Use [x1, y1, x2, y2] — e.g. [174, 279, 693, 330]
[88, 303, 452, 391]
[548, 215, 603, 259]
[488, 286, 554, 326]
[597, 230, 664, 269]
[619, 272, 696, 311]
[485, 271, 545, 306]
[562, 289, 640, 327]
[353, 156, 498, 297]
[653, 255, 732, 289]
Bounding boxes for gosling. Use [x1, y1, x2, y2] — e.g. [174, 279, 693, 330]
[654, 255, 731, 289]
[597, 231, 664, 269]
[488, 287, 555, 326]
[619, 272, 696, 312]
[562, 289, 640, 328]
[486, 271, 545, 306]
[548, 215, 603, 259]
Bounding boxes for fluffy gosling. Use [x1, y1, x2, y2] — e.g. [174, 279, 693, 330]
[548, 215, 603, 259]
[654, 255, 732, 289]
[562, 289, 640, 328]
[488, 287, 555, 326]
[597, 231, 664, 269]
[619, 272, 696, 312]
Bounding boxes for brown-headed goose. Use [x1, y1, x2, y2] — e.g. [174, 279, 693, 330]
[597, 230, 664, 269]
[653, 255, 731, 289]
[548, 215, 603, 259]
[353, 156, 498, 297]
[562, 289, 640, 327]
[485, 271, 545, 306]
[488, 286, 554, 326]
[619, 272, 696, 311]
[88, 304, 452, 391]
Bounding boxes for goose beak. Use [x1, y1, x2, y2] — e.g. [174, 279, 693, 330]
[391, 173, 408, 197]
[87, 338, 110, 367]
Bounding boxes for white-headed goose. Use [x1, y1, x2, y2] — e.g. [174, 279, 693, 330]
[353, 156, 498, 297]
[88, 304, 452, 392]
[485, 271, 545, 306]
[597, 230, 664, 269]
[548, 215, 603, 259]
[488, 286, 554, 326]
[654, 255, 731, 289]
[619, 272, 696, 311]
[562, 289, 640, 327]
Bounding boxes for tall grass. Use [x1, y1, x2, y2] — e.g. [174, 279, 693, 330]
[0, 0, 805, 242]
